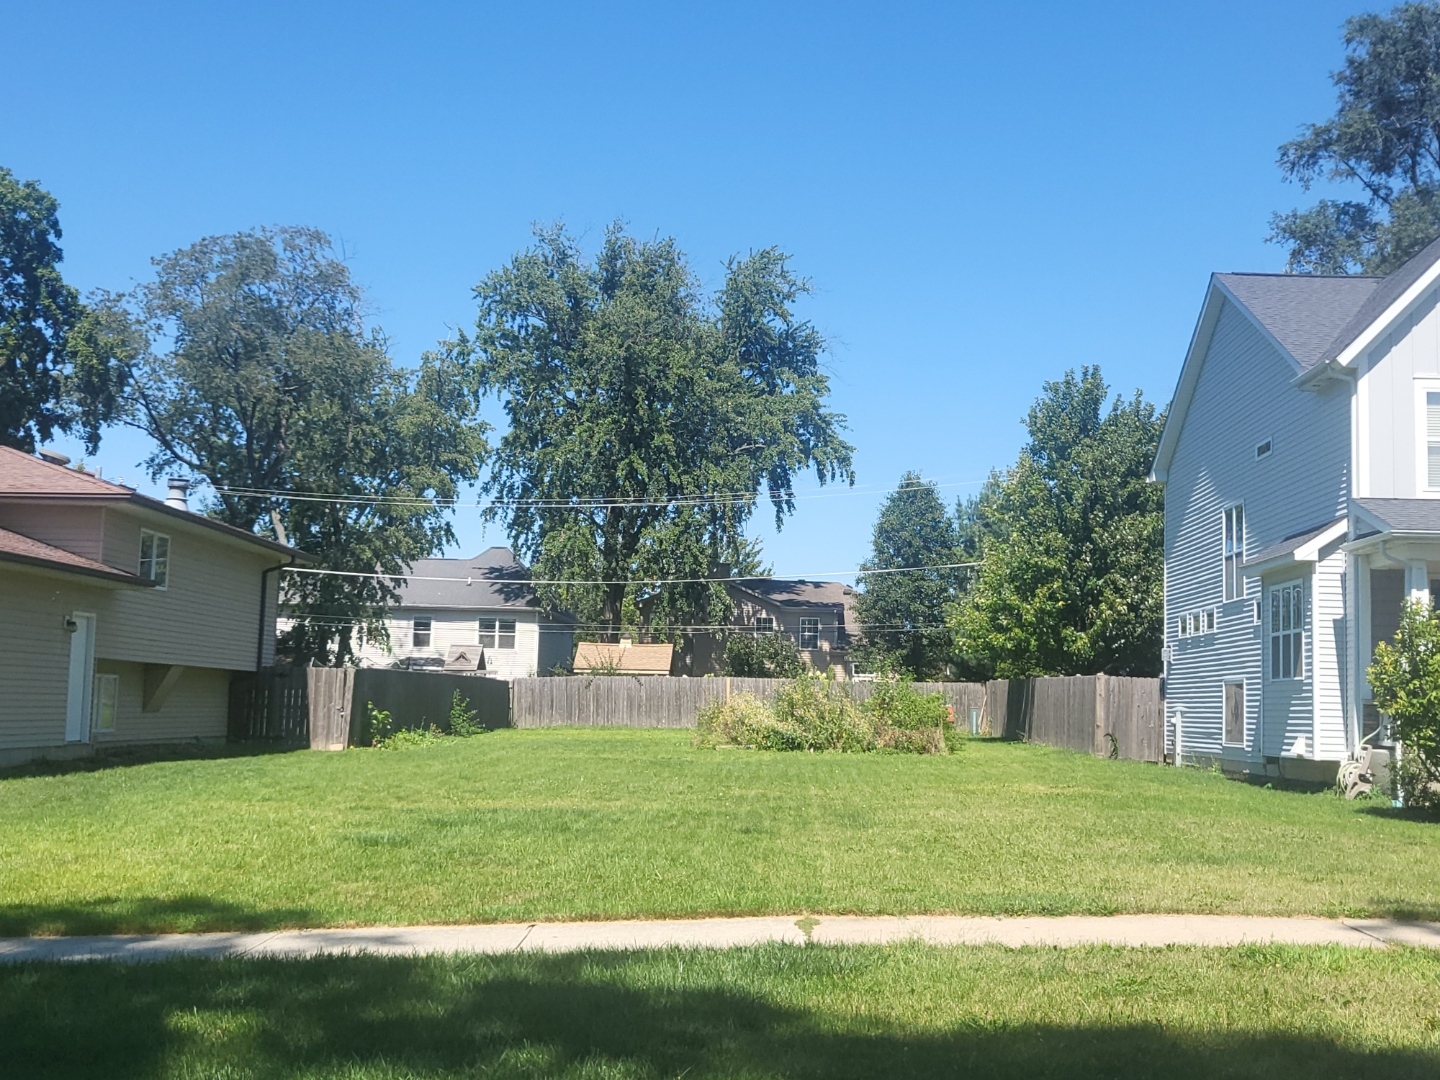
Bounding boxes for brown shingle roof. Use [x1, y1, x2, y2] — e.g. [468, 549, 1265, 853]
[0, 525, 151, 585]
[573, 641, 674, 675]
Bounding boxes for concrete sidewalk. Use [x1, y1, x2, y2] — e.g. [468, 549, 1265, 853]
[4, 915, 1440, 963]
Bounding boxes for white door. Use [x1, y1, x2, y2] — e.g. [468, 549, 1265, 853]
[64, 613, 96, 743]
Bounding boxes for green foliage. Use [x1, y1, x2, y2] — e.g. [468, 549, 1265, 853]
[374, 724, 445, 750]
[695, 672, 950, 754]
[88, 227, 488, 663]
[0, 166, 99, 452]
[448, 222, 854, 640]
[854, 471, 965, 678]
[1270, 3, 1440, 273]
[447, 690, 485, 737]
[1367, 599, 1440, 812]
[722, 631, 805, 678]
[950, 367, 1164, 678]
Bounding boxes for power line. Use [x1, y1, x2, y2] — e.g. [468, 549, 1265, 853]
[282, 561, 980, 587]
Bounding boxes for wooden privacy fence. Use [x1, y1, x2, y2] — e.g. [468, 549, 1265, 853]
[230, 668, 1162, 763]
[228, 667, 510, 750]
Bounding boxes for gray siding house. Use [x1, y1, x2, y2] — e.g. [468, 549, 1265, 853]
[346, 547, 573, 678]
[685, 579, 859, 678]
[0, 447, 303, 765]
[1154, 235, 1440, 781]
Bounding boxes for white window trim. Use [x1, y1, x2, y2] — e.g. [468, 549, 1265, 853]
[753, 615, 775, 634]
[1255, 438, 1273, 460]
[799, 617, 820, 650]
[1416, 376, 1440, 497]
[1267, 579, 1305, 683]
[479, 616, 517, 650]
[1222, 679, 1246, 748]
[1222, 504, 1245, 602]
[139, 529, 171, 590]
[412, 617, 433, 650]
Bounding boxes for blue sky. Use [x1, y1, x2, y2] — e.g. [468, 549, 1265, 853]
[4, 0, 1380, 579]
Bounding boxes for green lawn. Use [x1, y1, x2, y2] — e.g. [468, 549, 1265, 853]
[2, 730, 1438, 935]
[3, 944, 1440, 1078]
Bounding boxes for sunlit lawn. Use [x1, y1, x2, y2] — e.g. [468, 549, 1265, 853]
[4, 944, 1440, 1079]
[2, 729, 1437, 935]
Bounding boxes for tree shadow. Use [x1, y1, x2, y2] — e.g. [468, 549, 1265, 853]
[0, 740, 303, 782]
[0, 896, 322, 937]
[1, 952, 1436, 1080]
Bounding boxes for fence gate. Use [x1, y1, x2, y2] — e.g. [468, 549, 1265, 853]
[307, 667, 356, 750]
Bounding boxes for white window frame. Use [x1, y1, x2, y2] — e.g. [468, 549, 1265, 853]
[1267, 580, 1305, 682]
[1255, 438, 1273, 460]
[139, 529, 170, 589]
[480, 617, 517, 650]
[753, 616, 775, 634]
[799, 618, 820, 650]
[92, 672, 119, 733]
[1223, 505, 1244, 602]
[412, 617, 432, 649]
[1222, 679, 1245, 747]
[1418, 377, 1440, 496]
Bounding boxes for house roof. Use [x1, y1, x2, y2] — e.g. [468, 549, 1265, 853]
[1352, 498, 1440, 535]
[0, 525, 152, 585]
[388, 547, 549, 610]
[573, 641, 674, 675]
[1214, 273, 1382, 372]
[727, 579, 856, 609]
[1320, 233, 1440, 365]
[1243, 518, 1347, 573]
[0, 447, 304, 561]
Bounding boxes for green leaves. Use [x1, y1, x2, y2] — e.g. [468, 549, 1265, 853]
[451, 221, 854, 641]
[1367, 599, 1440, 809]
[950, 366, 1164, 678]
[1271, 4, 1440, 273]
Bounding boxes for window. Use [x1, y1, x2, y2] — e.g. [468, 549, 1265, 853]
[1255, 439, 1273, 460]
[1223, 505, 1244, 601]
[480, 617, 516, 649]
[1223, 681, 1245, 746]
[1428, 390, 1440, 488]
[412, 617, 432, 649]
[1268, 581, 1304, 681]
[139, 530, 170, 588]
[92, 673, 119, 733]
[1203, 608, 1216, 633]
[753, 616, 775, 634]
[1177, 615, 1188, 638]
[799, 618, 820, 650]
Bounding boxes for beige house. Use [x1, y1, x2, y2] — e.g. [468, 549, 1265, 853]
[0, 447, 303, 765]
[683, 579, 860, 678]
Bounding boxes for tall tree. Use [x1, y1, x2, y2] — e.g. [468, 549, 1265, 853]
[0, 166, 96, 452]
[450, 222, 854, 639]
[1271, 3, 1440, 274]
[853, 472, 964, 679]
[95, 226, 487, 662]
[951, 367, 1164, 678]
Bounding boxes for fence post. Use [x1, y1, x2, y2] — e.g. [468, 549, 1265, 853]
[1093, 673, 1107, 757]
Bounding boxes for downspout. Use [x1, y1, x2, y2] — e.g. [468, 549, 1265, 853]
[257, 554, 297, 672]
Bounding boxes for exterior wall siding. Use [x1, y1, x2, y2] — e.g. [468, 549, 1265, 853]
[1312, 541, 1349, 760]
[1358, 283, 1440, 498]
[1164, 297, 1350, 762]
[0, 504, 105, 561]
[730, 594, 850, 674]
[353, 608, 553, 679]
[92, 660, 230, 745]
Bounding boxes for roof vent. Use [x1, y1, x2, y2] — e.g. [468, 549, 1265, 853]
[36, 449, 71, 467]
[165, 478, 190, 511]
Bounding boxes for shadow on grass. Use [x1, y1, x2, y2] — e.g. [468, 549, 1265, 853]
[0, 740, 304, 782]
[1, 952, 1436, 1080]
[0, 896, 321, 937]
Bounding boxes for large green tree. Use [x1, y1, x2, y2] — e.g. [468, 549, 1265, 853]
[0, 166, 95, 452]
[450, 223, 855, 640]
[95, 226, 488, 662]
[853, 471, 964, 679]
[951, 367, 1164, 678]
[1271, 3, 1440, 274]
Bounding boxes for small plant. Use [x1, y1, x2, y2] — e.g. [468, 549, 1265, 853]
[366, 701, 397, 746]
[448, 691, 485, 737]
[375, 724, 444, 750]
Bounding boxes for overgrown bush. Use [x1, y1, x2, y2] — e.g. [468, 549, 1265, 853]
[695, 672, 953, 754]
[448, 691, 485, 737]
[367, 700, 454, 750]
[1368, 599, 1440, 812]
[723, 633, 806, 678]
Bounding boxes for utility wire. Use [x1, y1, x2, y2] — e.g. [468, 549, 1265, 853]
[282, 561, 980, 587]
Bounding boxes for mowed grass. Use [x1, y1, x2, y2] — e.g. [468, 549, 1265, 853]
[4, 944, 1440, 1078]
[2, 730, 1439, 934]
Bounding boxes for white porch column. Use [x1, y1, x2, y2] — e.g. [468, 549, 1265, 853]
[1407, 560, 1431, 607]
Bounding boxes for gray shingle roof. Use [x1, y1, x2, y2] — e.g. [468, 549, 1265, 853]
[1320, 233, 1440, 363]
[1215, 274, 1381, 370]
[1243, 518, 1345, 568]
[392, 546, 544, 610]
[1353, 498, 1440, 534]
[728, 579, 856, 608]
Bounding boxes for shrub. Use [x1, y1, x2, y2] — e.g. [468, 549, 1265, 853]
[448, 691, 485, 737]
[694, 672, 951, 755]
[375, 724, 444, 750]
[723, 633, 806, 678]
[1368, 599, 1440, 813]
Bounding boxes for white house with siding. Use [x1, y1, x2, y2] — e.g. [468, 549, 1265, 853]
[1153, 234, 1440, 782]
[346, 547, 573, 678]
[0, 447, 303, 765]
